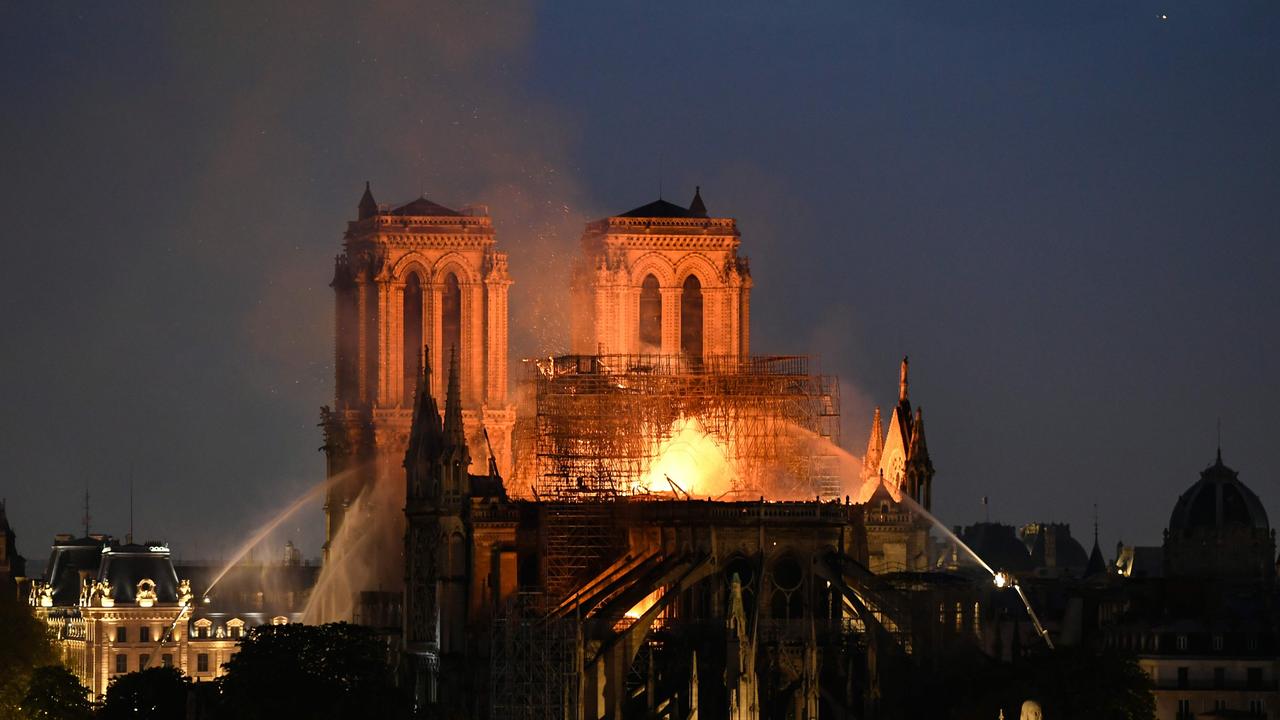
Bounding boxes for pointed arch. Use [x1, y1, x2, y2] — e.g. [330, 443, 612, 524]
[639, 274, 662, 350]
[403, 272, 424, 405]
[680, 274, 703, 360]
[442, 272, 462, 367]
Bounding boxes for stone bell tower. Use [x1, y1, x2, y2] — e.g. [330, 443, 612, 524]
[321, 183, 514, 556]
[570, 187, 752, 361]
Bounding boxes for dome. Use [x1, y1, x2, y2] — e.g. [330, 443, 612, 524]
[1168, 453, 1269, 535]
[959, 522, 1033, 573]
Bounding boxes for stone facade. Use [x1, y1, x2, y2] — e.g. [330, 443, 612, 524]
[324, 184, 515, 557]
[570, 190, 751, 361]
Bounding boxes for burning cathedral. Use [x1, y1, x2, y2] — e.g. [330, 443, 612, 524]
[318, 185, 958, 718]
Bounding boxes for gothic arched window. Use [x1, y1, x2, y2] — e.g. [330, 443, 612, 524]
[442, 273, 462, 371]
[680, 275, 703, 360]
[403, 273, 423, 405]
[639, 274, 661, 350]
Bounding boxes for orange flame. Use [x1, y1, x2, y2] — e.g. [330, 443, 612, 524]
[640, 416, 737, 498]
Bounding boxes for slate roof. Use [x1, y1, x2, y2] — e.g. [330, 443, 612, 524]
[389, 196, 462, 217]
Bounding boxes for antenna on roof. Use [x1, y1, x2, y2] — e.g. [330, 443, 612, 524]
[127, 461, 135, 545]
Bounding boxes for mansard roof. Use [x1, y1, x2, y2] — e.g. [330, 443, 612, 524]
[389, 196, 463, 217]
[45, 536, 111, 606]
[97, 543, 180, 604]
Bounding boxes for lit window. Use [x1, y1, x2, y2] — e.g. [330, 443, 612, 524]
[197, 654, 209, 673]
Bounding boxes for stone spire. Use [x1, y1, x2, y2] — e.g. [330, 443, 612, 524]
[898, 355, 909, 403]
[404, 345, 444, 500]
[905, 407, 934, 509]
[358, 181, 378, 220]
[861, 407, 884, 483]
[689, 186, 707, 217]
[444, 345, 465, 447]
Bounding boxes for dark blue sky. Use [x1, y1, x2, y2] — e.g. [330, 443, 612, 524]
[2, 2, 1276, 567]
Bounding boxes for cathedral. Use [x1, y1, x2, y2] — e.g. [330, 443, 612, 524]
[391, 188, 962, 719]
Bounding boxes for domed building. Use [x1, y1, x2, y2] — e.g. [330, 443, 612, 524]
[1163, 451, 1275, 581]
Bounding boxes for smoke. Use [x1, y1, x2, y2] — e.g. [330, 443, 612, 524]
[302, 472, 405, 625]
[112, 3, 592, 555]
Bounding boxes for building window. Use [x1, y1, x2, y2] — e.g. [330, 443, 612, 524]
[679, 275, 703, 361]
[402, 273, 423, 405]
[1215, 700, 1227, 712]
[139, 654, 150, 671]
[139, 626, 151, 643]
[1213, 634, 1224, 651]
[116, 626, 127, 643]
[1177, 699, 1191, 720]
[1177, 667, 1189, 689]
[1176, 634, 1188, 651]
[1214, 667, 1225, 690]
[442, 272, 462, 370]
[1250, 699, 1263, 715]
[197, 654, 209, 673]
[1248, 667, 1263, 690]
[162, 654, 173, 668]
[639, 274, 662, 350]
[115, 654, 127, 674]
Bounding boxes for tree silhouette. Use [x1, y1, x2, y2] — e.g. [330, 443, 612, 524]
[218, 622, 407, 720]
[99, 667, 189, 720]
[20, 665, 92, 720]
[0, 590, 57, 718]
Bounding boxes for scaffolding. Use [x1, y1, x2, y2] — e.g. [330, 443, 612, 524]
[531, 354, 842, 502]
[490, 594, 581, 720]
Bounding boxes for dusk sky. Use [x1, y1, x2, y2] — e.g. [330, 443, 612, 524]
[2, 2, 1276, 569]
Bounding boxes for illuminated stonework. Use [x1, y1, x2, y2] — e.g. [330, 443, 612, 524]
[570, 189, 751, 361]
[323, 184, 515, 557]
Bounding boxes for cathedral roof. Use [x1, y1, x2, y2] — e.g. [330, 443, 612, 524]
[1168, 452, 1269, 535]
[389, 196, 462, 217]
[617, 198, 704, 219]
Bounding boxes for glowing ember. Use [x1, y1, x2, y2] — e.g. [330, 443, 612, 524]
[641, 416, 737, 498]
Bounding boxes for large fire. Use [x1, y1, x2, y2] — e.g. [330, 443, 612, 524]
[640, 416, 737, 498]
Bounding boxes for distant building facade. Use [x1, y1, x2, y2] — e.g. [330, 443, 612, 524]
[29, 534, 316, 699]
[1101, 453, 1280, 720]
